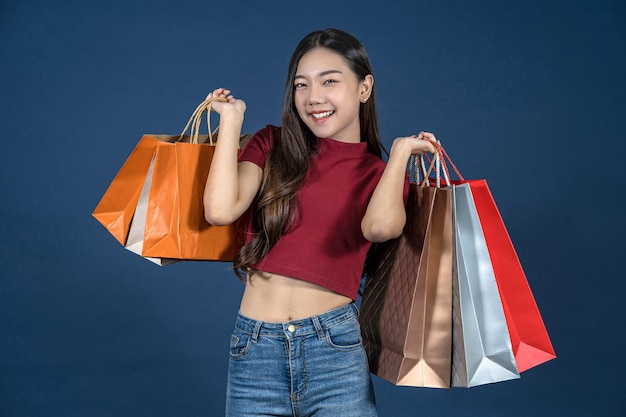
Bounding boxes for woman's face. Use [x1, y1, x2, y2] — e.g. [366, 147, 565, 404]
[293, 47, 372, 143]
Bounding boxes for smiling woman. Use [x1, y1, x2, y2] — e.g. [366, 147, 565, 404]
[292, 49, 373, 143]
[201, 28, 436, 417]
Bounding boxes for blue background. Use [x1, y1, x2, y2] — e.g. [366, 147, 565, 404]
[1, 0, 625, 416]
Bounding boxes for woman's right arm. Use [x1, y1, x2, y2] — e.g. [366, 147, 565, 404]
[203, 88, 262, 226]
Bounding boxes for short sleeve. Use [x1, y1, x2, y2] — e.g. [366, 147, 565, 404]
[238, 125, 277, 169]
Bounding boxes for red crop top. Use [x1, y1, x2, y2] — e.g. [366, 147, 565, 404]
[238, 125, 408, 300]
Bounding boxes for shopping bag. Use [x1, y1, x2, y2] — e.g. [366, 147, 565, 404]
[125, 152, 177, 265]
[468, 180, 556, 372]
[360, 180, 454, 388]
[438, 147, 556, 373]
[92, 136, 159, 246]
[92, 97, 249, 263]
[451, 183, 519, 387]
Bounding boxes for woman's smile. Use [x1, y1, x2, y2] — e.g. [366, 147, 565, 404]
[310, 110, 335, 121]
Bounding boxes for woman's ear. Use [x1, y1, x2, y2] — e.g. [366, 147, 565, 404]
[360, 74, 374, 103]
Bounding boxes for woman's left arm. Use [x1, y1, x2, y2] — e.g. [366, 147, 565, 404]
[361, 132, 437, 242]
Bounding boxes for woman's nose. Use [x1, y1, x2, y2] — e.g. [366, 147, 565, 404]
[308, 84, 325, 105]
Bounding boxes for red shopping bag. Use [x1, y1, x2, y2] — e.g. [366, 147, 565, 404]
[468, 180, 556, 372]
[438, 147, 556, 372]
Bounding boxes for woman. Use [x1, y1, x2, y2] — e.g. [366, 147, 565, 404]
[204, 28, 436, 416]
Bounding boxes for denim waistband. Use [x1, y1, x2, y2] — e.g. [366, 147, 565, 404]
[235, 303, 359, 341]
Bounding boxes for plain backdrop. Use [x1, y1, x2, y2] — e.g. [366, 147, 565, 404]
[1, 0, 625, 416]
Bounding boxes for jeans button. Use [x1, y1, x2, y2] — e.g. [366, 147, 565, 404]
[287, 324, 296, 333]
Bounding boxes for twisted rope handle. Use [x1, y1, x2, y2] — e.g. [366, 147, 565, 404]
[409, 147, 441, 188]
[178, 97, 227, 145]
[438, 144, 464, 181]
[409, 141, 464, 188]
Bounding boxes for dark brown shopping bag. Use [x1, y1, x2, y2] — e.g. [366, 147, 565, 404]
[93, 98, 249, 263]
[360, 183, 454, 388]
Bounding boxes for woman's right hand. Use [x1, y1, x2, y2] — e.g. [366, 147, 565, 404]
[206, 87, 246, 116]
[203, 87, 260, 226]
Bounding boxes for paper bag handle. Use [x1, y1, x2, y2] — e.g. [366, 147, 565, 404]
[409, 146, 446, 188]
[178, 97, 226, 146]
[409, 142, 465, 188]
[437, 143, 464, 182]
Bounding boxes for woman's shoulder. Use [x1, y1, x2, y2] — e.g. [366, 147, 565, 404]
[239, 125, 281, 167]
[255, 124, 281, 139]
[364, 153, 388, 176]
[243, 124, 279, 148]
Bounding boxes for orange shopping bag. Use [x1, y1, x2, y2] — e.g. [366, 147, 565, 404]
[93, 98, 249, 264]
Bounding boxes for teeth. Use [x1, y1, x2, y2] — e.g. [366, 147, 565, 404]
[312, 111, 334, 119]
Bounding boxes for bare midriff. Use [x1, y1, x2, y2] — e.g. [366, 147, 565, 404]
[239, 271, 353, 322]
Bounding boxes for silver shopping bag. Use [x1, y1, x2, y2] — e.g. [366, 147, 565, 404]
[451, 183, 519, 387]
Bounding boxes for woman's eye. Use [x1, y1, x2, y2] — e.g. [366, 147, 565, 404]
[294, 82, 307, 89]
[323, 79, 337, 85]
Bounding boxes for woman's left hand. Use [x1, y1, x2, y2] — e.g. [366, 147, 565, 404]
[390, 131, 438, 158]
[362, 131, 439, 242]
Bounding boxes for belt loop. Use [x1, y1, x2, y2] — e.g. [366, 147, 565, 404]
[312, 315, 325, 340]
[251, 320, 262, 343]
[351, 302, 360, 318]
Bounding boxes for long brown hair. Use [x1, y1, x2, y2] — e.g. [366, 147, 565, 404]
[234, 28, 385, 278]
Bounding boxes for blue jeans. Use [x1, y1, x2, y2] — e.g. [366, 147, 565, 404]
[226, 303, 378, 417]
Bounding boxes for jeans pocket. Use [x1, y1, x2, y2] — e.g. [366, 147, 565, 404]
[325, 317, 363, 351]
[229, 328, 252, 360]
